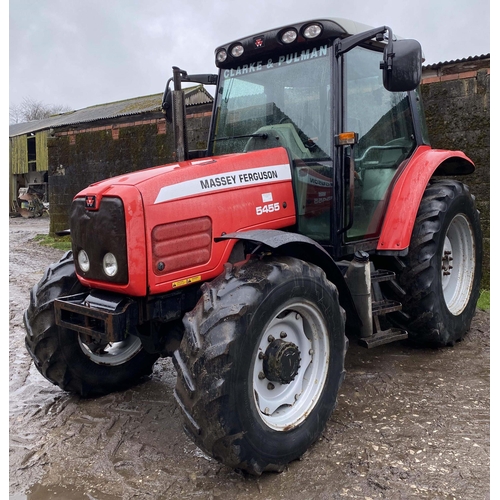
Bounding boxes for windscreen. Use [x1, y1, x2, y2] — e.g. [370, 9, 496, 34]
[210, 44, 333, 161]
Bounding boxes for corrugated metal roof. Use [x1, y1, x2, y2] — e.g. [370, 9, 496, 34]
[9, 85, 213, 138]
[423, 53, 490, 70]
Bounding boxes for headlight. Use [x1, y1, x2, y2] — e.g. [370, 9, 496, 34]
[103, 253, 118, 277]
[78, 250, 90, 272]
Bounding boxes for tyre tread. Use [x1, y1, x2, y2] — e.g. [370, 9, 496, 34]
[174, 257, 346, 474]
[383, 179, 482, 346]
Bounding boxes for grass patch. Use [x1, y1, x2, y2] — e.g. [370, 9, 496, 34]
[34, 234, 72, 251]
[477, 290, 490, 312]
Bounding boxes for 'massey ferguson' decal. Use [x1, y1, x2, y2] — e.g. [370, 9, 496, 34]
[154, 164, 291, 204]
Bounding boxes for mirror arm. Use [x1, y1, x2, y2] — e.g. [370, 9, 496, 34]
[180, 73, 218, 85]
[381, 27, 395, 71]
[335, 26, 391, 57]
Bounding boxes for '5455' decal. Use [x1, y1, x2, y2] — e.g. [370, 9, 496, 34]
[256, 202, 280, 215]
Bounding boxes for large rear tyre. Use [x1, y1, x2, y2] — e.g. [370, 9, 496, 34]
[173, 256, 347, 475]
[24, 251, 159, 397]
[384, 179, 482, 346]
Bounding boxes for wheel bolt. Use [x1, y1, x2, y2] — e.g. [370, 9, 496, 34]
[309, 349, 314, 355]
[280, 331, 287, 338]
[268, 335, 275, 343]
[258, 371, 266, 380]
[267, 383, 275, 390]
[258, 352, 265, 359]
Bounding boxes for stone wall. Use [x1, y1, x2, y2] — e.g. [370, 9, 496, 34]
[421, 58, 490, 288]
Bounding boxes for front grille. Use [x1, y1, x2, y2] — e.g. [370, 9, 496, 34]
[152, 217, 212, 275]
[71, 197, 129, 284]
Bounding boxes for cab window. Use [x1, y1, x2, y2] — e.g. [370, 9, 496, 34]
[344, 46, 416, 240]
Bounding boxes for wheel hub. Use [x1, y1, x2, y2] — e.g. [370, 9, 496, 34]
[442, 249, 454, 276]
[263, 339, 301, 384]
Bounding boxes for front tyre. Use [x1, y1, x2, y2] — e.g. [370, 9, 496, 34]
[24, 251, 159, 397]
[387, 180, 482, 346]
[173, 256, 347, 475]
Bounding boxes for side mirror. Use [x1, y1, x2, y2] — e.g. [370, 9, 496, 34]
[382, 38, 422, 92]
[162, 88, 173, 123]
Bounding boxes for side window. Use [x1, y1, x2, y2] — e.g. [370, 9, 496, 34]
[344, 46, 416, 240]
[294, 161, 333, 242]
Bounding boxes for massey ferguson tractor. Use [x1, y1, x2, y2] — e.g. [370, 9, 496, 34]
[24, 18, 482, 475]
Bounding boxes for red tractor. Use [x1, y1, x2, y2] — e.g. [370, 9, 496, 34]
[24, 18, 482, 475]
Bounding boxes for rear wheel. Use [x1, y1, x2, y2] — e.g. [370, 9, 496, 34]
[173, 256, 347, 475]
[383, 180, 482, 346]
[24, 251, 159, 397]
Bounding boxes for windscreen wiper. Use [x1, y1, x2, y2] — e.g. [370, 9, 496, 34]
[210, 133, 269, 142]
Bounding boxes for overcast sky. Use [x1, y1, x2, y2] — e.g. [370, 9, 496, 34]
[9, 0, 490, 113]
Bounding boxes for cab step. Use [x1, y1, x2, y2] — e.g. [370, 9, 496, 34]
[360, 268, 408, 348]
[359, 326, 408, 348]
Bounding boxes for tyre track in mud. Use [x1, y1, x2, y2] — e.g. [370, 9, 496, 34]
[9, 216, 490, 499]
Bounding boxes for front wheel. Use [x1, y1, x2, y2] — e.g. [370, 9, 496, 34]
[24, 251, 159, 397]
[173, 256, 347, 475]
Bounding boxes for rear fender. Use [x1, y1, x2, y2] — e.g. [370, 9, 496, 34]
[217, 229, 361, 329]
[377, 146, 475, 252]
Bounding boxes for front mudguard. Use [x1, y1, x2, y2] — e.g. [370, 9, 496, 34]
[216, 229, 362, 331]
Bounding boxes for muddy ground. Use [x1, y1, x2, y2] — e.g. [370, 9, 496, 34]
[9, 216, 490, 500]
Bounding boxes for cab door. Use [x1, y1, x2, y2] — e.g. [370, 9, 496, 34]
[342, 46, 417, 243]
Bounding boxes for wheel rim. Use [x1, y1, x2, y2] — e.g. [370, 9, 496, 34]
[78, 334, 143, 366]
[441, 214, 476, 315]
[252, 300, 329, 431]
